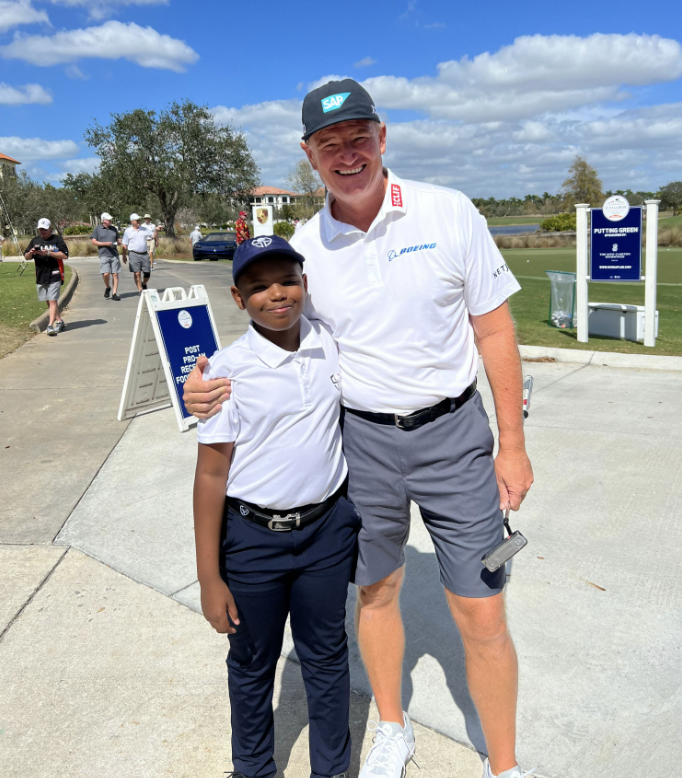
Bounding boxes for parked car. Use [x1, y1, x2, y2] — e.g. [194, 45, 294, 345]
[193, 231, 237, 261]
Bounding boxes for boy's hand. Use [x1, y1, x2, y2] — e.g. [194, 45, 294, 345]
[183, 355, 232, 419]
[200, 577, 240, 634]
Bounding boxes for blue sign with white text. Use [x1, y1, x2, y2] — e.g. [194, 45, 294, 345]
[590, 207, 642, 282]
[155, 305, 219, 419]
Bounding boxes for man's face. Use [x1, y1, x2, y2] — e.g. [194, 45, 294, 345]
[145, 218, 151, 224]
[38, 228, 52, 240]
[131, 220, 140, 228]
[102, 219, 112, 228]
[232, 257, 307, 333]
[302, 120, 386, 202]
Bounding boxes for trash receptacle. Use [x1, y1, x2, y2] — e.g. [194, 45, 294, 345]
[545, 270, 576, 328]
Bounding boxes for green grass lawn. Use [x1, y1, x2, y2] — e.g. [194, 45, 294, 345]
[502, 248, 682, 355]
[0, 262, 73, 358]
[659, 213, 682, 229]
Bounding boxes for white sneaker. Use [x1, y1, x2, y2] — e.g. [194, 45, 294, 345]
[482, 757, 536, 778]
[359, 712, 416, 778]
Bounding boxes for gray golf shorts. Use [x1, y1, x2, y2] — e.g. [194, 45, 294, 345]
[127, 250, 150, 274]
[36, 281, 61, 301]
[342, 391, 505, 597]
[99, 255, 121, 274]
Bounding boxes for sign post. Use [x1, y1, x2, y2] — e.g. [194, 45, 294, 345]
[575, 203, 590, 343]
[252, 205, 274, 237]
[644, 200, 660, 348]
[118, 285, 221, 432]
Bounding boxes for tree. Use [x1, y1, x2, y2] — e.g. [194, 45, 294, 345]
[561, 156, 603, 209]
[286, 159, 323, 219]
[1, 171, 79, 237]
[659, 181, 682, 216]
[83, 100, 259, 236]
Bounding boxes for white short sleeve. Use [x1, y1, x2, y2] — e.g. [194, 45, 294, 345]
[196, 356, 240, 444]
[460, 196, 521, 316]
[121, 228, 130, 247]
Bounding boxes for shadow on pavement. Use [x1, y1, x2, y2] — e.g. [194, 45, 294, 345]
[61, 318, 108, 331]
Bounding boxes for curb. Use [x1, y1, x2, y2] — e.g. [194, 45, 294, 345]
[519, 344, 682, 372]
[29, 266, 79, 333]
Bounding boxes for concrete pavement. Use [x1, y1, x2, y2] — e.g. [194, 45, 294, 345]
[3, 257, 682, 777]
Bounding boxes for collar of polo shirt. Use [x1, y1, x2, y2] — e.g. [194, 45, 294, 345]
[246, 316, 321, 368]
[323, 168, 407, 242]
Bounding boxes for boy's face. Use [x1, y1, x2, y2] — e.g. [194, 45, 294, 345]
[232, 257, 307, 332]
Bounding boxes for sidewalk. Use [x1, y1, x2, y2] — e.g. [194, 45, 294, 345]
[3, 258, 682, 777]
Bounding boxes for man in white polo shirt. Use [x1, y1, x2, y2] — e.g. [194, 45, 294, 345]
[122, 213, 154, 293]
[184, 79, 534, 778]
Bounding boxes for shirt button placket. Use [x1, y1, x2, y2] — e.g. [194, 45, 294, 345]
[364, 239, 383, 287]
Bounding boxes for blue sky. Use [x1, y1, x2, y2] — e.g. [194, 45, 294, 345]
[1, 0, 681, 198]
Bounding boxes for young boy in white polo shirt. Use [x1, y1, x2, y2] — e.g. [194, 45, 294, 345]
[194, 235, 359, 778]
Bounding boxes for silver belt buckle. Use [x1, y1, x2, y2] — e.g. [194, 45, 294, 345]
[268, 512, 301, 531]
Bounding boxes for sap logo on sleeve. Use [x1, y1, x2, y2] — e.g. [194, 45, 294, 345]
[321, 92, 351, 113]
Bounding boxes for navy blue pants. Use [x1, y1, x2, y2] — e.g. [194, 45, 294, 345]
[221, 495, 360, 778]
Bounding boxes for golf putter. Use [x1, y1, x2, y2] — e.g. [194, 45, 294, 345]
[481, 376, 533, 576]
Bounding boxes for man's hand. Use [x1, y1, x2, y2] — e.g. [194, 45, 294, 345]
[183, 355, 231, 419]
[200, 576, 240, 634]
[495, 447, 534, 511]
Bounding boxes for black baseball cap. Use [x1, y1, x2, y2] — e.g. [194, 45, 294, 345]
[232, 235, 305, 284]
[302, 78, 380, 141]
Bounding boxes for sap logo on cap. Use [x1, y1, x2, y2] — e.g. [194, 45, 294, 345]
[252, 236, 272, 248]
[322, 92, 350, 113]
[178, 310, 193, 329]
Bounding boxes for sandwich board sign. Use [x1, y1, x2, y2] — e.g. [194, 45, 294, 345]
[590, 196, 642, 282]
[118, 285, 221, 432]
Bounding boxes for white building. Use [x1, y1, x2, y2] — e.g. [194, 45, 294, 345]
[250, 186, 300, 207]
[0, 153, 20, 180]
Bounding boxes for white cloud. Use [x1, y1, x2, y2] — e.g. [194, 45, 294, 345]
[209, 34, 682, 197]
[0, 136, 79, 161]
[46, 0, 168, 21]
[0, 82, 51, 104]
[355, 56, 376, 68]
[0, 0, 48, 32]
[0, 20, 199, 72]
[364, 34, 682, 122]
[58, 156, 100, 174]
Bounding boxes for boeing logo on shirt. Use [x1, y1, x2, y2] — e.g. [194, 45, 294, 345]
[321, 92, 351, 113]
[493, 263, 510, 279]
[388, 243, 437, 261]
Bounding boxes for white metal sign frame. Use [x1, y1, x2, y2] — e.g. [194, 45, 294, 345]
[118, 285, 222, 432]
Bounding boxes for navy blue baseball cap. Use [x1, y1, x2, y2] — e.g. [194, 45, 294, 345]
[232, 235, 305, 284]
[302, 78, 380, 141]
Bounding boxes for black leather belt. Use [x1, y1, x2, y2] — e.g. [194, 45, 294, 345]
[226, 486, 342, 532]
[344, 380, 477, 431]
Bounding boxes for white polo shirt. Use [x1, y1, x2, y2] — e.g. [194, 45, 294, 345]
[122, 224, 153, 254]
[144, 222, 156, 243]
[290, 170, 521, 415]
[196, 316, 347, 510]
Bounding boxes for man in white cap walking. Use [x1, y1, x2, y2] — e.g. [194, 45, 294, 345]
[190, 225, 203, 247]
[24, 218, 69, 335]
[91, 212, 121, 301]
[122, 213, 154, 293]
[143, 213, 157, 269]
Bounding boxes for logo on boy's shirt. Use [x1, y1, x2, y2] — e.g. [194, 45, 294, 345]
[388, 243, 437, 261]
[330, 373, 341, 391]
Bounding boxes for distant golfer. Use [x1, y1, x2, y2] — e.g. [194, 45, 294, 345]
[91, 212, 121, 301]
[122, 213, 154, 294]
[24, 218, 69, 336]
[235, 211, 250, 245]
[190, 225, 203, 246]
[143, 214, 157, 269]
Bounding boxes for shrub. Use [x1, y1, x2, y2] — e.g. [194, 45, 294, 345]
[64, 225, 93, 235]
[273, 222, 295, 240]
[540, 213, 577, 232]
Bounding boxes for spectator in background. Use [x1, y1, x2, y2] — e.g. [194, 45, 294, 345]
[24, 218, 69, 336]
[235, 211, 250, 245]
[294, 217, 302, 233]
[143, 214, 157, 269]
[190, 225, 203, 246]
[122, 213, 154, 294]
[91, 212, 121, 301]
